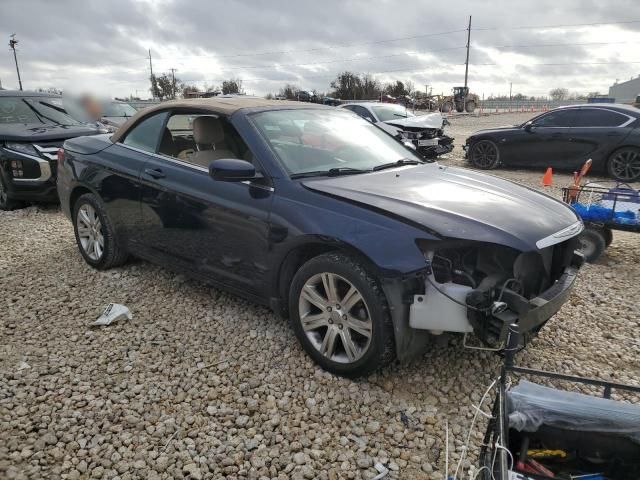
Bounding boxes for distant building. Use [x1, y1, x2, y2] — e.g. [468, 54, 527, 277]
[608, 76, 640, 103]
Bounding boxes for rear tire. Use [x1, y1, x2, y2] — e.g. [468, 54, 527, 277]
[0, 176, 25, 211]
[578, 228, 606, 263]
[289, 252, 395, 377]
[73, 193, 128, 270]
[470, 140, 500, 169]
[607, 147, 640, 181]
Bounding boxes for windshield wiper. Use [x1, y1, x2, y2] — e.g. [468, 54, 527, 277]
[291, 167, 370, 179]
[372, 158, 423, 171]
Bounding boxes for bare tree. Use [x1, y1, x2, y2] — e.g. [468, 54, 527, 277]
[221, 78, 244, 95]
[360, 74, 382, 100]
[278, 84, 299, 100]
[549, 88, 569, 101]
[330, 71, 362, 100]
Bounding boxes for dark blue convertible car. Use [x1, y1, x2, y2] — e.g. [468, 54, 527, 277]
[58, 97, 584, 376]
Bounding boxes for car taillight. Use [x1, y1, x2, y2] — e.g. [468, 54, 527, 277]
[57, 148, 64, 165]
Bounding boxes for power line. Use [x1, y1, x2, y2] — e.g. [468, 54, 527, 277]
[130, 39, 640, 75]
[85, 20, 640, 70]
[181, 60, 640, 84]
[473, 19, 640, 31]
[476, 40, 640, 49]
[157, 28, 467, 61]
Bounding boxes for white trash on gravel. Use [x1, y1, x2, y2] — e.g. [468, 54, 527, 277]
[91, 303, 133, 326]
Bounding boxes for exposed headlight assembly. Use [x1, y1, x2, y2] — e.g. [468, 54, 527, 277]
[5, 142, 37, 156]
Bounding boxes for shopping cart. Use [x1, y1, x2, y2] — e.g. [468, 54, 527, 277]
[561, 182, 640, 262]
[479, 325, 640, 480]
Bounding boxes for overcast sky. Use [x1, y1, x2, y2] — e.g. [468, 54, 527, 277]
[1, 0, 639, 99]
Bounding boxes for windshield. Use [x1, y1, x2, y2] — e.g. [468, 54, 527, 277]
[371, 104, 415, 122]
[102, 102, 137, 117]
[251, 108, 423, 176]
[0, 96, 80, 125]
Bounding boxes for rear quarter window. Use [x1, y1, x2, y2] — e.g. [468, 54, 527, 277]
[122, 111, 168, 153]
[575, 109, 630, 127]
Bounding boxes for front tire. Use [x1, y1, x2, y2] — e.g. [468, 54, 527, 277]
[73, 193, 127, 270]
[607, 147, 640, 181]
[470, 139, 500, 169]
[441, 102, 453, 113]
[289, 252, 395, 377]
[465, 100, 476, 113]
[0, 176, 25, 211]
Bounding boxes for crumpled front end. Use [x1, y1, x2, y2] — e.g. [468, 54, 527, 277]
[410, 233, 584, 347]
[395, 125, 454, 159]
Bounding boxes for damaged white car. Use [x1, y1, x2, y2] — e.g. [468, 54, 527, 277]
[340, 102, 454, 158]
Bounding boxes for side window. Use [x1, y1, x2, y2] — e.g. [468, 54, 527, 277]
[575, 109, 628, 127]
[157, 112, 255, 167]
[353, 106, 375, 122]
[159, 113, 197, 160]
[533, 110, 577, 127]
[122, 111, 168, 153]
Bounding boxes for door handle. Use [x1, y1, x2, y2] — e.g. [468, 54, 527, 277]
[551, 133, 563, 138]
[144, 168, 165, 179]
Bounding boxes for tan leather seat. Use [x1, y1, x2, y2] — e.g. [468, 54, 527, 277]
[191, 116, 236, 168]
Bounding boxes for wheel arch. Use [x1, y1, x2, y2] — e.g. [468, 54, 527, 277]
[271, 236, 384, 318]
[69, 184, 96, 213]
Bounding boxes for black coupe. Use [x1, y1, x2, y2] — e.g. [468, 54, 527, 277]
[58, 97, 584, 376]
[464, 104, 640, 182]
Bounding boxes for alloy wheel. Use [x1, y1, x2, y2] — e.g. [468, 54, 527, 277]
[298, 272, 372, 364]
[610, 149, 640, 181]
[471, 140, 499, 168]
[76, 204, 104, 261]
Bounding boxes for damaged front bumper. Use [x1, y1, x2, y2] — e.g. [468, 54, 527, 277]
[395, 131, 454, 159]
[412, 135, 454, 158]
[409, 249, 584, 348]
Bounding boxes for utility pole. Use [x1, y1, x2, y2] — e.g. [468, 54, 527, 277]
[169, 68, 177, 99]
[9, 34, 23, 91]
[463, 16, 472, 89]
[148, 49, 155, 99]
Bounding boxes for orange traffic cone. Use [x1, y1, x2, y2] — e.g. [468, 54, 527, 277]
[542, 167, 553, 186]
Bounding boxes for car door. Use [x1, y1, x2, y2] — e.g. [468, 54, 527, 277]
[567, 107, 634, 170]
[505, 109, 579, 168]
[105, 110, 169, 246]
[137, 111, 274, 297]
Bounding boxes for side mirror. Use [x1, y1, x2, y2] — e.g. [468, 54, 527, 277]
[523, 122, 534, 132]
[209, 158, 256, 182]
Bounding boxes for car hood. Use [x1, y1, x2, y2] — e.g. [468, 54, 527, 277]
[0, 123, 101, 142]
[101, 116, 129, 127]
[384, 112, 444, 130]
[303, 164, 581, 252]
[467, 125, 521, 137]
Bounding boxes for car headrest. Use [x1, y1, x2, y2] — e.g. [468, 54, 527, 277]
[193, 116, 224, 145]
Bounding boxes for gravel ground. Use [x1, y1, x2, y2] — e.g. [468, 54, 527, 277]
[1, 113, 639, 480]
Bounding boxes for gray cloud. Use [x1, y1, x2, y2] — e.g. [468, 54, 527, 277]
[1, 0, 639, 97]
